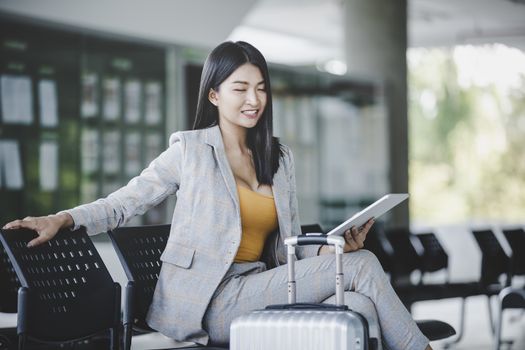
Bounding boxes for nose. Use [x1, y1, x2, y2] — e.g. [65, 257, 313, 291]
[245, 88, 258, 105]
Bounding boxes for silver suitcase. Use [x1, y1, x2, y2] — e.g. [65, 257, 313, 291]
[230, 235, 379, 350]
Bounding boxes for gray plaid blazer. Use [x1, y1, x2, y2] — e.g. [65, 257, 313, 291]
[64, 125, 318, 344]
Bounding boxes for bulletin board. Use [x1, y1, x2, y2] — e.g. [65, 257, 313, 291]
[0, 16, 167, 226]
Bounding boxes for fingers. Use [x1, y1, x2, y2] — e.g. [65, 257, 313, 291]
[356, 219, 375, 237]
[3, 218, 37, 230]
[27, 233, 52, 248]
[3, 216, 57, 248]
[343, 228, 362, 252]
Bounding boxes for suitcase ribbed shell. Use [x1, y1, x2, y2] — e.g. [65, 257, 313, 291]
[230, 309, 367, 350]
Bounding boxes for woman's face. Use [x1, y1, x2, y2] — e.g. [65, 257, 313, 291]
[209, 63, 267, 130]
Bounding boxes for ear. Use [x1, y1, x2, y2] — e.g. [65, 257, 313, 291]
[208, 89, 218, 106]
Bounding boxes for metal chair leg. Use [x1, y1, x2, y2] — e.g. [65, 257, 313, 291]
[444, 297, 467, 348]
[18, 334, 26, 350]
[493, 302, 503, 350]
[487, 295, 496, 334]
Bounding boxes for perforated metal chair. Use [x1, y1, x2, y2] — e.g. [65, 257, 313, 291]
[108, 224, 226, 350]
[108, 224, 169, 350]
[416, 232, 449, 281]
[0, 227, 121, 350]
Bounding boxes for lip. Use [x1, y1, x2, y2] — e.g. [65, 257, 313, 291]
[241, 109, 259, 119]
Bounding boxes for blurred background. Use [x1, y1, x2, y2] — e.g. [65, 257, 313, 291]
[0, 0, 524, 349]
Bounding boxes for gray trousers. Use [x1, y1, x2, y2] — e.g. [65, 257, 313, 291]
[203, 249, 429, 350]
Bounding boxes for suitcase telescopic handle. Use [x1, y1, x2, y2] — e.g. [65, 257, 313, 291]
[284, 235, 346, 306]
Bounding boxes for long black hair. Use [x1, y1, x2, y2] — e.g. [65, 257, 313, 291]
[193, 41, 282, 185]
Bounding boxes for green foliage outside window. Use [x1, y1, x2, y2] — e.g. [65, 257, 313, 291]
[409, 45, 525, 224]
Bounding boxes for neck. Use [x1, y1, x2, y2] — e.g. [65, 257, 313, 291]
[219, 121, 250, 154]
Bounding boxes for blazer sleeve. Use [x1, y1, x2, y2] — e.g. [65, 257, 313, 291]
[275, 146, 320, 262]
[59, 132, 185, 235]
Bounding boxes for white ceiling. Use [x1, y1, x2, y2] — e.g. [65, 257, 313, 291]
[0, 0, 257, 49]
[231, 0, 525, 64]
[1, 0, 524, 65]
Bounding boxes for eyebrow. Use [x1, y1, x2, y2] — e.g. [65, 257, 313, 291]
[231, 80, 265, 85]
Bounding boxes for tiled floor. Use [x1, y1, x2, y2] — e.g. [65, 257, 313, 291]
[413, 296, 525, 350]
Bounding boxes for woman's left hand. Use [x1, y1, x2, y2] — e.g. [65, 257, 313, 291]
[342, 218, 374, 253]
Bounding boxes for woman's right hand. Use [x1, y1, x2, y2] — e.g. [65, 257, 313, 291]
[2, 213, 74, 247]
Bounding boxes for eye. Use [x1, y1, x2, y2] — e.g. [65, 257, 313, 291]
[257, 88, 266, 92]
[233, 89, 246, 92]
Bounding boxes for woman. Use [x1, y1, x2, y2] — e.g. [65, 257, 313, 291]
[4, 41, 431, 350]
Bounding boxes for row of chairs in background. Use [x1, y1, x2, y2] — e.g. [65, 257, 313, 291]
[6, 223, 518, 349]
[361, 224, 525, 349]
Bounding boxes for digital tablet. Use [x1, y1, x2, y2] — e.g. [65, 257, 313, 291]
[327, 194, 409, 236]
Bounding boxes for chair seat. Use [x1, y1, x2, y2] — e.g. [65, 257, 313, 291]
[396, 282, 500, 305]
[416, 320, 456, 341]
[501, 288, 525, 309]
[0, 313, 17, 328]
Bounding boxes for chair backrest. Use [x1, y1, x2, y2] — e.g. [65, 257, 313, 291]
[0, 227, 120, 343]
[502, 228, 525, 277]
[0, 244, 20, 313]
[471, 229, 511, 286]
[363, 224, 395, 273]
[384, 227, 425, 285]
[300, 224, 324, 234]
[108, 224, 170, 330]
[415, 232, 449, 275]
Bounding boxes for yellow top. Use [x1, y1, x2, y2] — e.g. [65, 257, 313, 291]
[234, 185, 279, 263]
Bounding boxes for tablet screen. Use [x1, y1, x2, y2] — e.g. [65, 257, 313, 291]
[327, 194, 409, 236]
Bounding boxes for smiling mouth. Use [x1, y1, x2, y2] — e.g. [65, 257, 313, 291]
[241, 109, 259, 118]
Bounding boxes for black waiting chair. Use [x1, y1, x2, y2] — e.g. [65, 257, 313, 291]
[383, 227, 425, 287]
[416, 232, 450, 282]
[494, 286, 525, 350]
[108, 224, 169, 350]
[471, 229, 512, 334]
[363, 223, 396, 275]
[0, 244, 20, 349]
[380, 228, 490, 345]
[108, 224, 227, 350]
[501, 228, 525, 280]
[494, 228, 525, 349]
[414, 232, 482, 346]
[0, 227, 121, 350]
[471, 229, 512, 289]
[403, 229, 512, 347]
[300, 224, 324, 235]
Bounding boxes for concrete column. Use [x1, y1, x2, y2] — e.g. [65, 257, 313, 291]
[344, 0, 409, 227]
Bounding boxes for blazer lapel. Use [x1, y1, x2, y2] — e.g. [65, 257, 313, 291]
[272, 161, 291, 239]
[204, 126, 240, 211]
